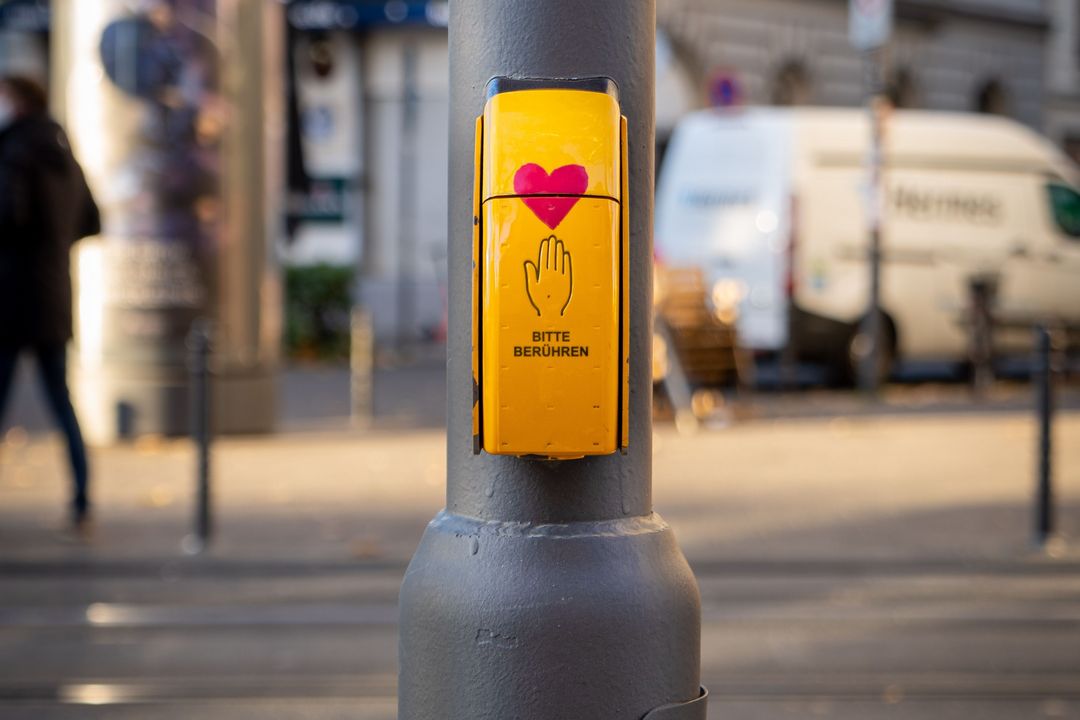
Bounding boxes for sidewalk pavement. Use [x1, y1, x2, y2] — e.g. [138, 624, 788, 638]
[9, 355, 1080, 435]
[1, 409, 1077, 568]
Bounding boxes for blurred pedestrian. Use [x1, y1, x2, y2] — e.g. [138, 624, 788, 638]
[0, 75, 100, 538]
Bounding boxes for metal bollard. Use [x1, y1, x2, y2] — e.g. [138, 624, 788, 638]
[1034, 325, 1056, 550]
[350, 307, 374, 428]
[655, 316, 699, 434]
[969, 277, 997, 399]
[183, 319, 213, 555]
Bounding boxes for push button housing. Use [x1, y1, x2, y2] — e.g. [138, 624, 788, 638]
[472, 77, 630, 458]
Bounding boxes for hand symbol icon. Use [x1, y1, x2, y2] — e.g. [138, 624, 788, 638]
[524, 235, 573, 317]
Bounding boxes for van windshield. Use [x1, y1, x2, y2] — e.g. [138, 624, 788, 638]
[654, 112, 793, 352]
[656, 115, 791, 265]
[1047, 183, 1080, 239]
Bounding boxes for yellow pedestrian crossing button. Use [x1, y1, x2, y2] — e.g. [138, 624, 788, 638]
[471, 77, 630, 459]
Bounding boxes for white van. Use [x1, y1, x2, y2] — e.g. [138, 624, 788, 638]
[655, 107, 1080, 380]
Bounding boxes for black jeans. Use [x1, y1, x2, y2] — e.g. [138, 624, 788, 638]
[0, 345, 89, 519]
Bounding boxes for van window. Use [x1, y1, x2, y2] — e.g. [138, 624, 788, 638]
[1047, 184, 1080, 239]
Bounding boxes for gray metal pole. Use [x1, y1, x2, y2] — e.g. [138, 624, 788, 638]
[396, 43, 420, 355]
[858, 49, 886, 395]
[398, 2, 705, 718]
[184, 319, 213, 554]
[1034, 325, 1055, 548]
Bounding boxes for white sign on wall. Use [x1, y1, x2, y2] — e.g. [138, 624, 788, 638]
[849, 0, 893, 51]
[294, 32, 363, 179]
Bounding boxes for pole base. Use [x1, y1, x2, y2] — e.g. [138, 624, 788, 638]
[399, 510, 702, 720]
[180, 533, 208, 556]
[644, 686, 709, 719]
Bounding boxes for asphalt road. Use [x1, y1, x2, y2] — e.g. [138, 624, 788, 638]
[2, 564, 1079, 719]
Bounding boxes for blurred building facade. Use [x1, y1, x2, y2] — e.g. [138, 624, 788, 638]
[1045, 0, 1080, 163]
[0, 0, 48, 81]
[286, 3, 449, 345]
[657, 0, 1054, 132]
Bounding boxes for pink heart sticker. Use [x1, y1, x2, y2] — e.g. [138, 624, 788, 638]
[513, 163, 589, 230]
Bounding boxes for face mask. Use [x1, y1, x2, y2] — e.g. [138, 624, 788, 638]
[0, 96, 14, 130]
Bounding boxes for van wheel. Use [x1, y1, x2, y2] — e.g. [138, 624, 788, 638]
[840, 315, 896, 387]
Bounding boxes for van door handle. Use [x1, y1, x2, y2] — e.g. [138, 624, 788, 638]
[1009, 244, 1029, 259]
[1045, 253, 1062, 264]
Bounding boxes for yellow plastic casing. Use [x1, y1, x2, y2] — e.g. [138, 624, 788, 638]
[471, 77, 629, 459]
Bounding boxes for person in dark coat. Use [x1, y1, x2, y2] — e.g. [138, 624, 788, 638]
[0, 75, 100, 536]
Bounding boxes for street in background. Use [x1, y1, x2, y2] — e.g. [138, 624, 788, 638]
[656, 107, 1080, 389]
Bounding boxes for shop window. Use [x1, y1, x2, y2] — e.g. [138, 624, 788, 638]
[887, 66, 918, 108]
[1063, 135, 1080, 166]
[974, 78, 1009, 115]
[307, 35, 336, 79]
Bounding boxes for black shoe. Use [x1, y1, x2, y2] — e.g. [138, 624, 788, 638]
[71, 509, 95, 543]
